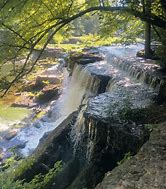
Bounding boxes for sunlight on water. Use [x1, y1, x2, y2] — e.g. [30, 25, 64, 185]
[0, 105, 31, 131]
[16, 64, 101, 156]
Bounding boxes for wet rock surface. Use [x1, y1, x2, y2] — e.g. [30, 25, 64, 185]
[102, 46, 166, 93]
[35, 75, 61, 86]
[84, 90, 155, 122]
[69, 118, 149, 189]
[70, 52, 103, 65]
[35, 85, 60, 104]
[67, 46, 164, 189]
[68, 51, 103, 72]
[4, 130, 18, 140]
[96, 122, 166, 189]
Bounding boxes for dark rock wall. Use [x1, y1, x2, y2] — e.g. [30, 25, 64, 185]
[95, 122, 166, 189]
[69, 115, 149, 188]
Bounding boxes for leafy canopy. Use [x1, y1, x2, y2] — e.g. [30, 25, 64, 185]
[0, 0, 166, 94]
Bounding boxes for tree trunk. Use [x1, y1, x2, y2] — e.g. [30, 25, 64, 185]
[145, 22, 151, 58]
[144, 0, 151, 58]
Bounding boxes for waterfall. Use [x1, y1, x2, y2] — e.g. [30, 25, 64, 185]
[15, 63, 101, 156]
[71, 45, 160, 162]
[13, 45, 164, 158]
[58, 63, 100, 116]
[102, 46, 163, 90]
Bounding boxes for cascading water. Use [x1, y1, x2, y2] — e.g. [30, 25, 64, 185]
[8, 45, 164, 189]
[57, 63, 100, 116]
[70, 45, 162, 162]
[102, 45, 164, 90]
[10, 44, 165, 158]
[14, 62, 101, 156]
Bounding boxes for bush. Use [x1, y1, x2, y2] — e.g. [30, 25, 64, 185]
[0, 160, 63, 189]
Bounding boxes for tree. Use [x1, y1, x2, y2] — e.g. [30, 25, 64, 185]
[0, 0, 165, 95]
[144, 0, 152, 58]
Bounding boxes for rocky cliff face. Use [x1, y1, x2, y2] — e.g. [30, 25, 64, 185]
[96, 122, 166, 189]
[67, 47, 166, 188]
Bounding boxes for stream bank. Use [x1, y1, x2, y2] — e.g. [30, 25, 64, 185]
[0, 48, 66, 162]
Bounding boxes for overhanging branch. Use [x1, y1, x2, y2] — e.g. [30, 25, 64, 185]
[1, 5, 166, 95]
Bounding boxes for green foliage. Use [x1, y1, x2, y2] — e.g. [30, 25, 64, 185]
[144, 124, 158, 132]
[23, 161, 63, 189]
[117, 152, 132, 165]
[0, 160, 63, 189]
[0, 158, 36, 189]
[99, 12, 144, 44]
[0, 0, 165, 93]
[10, 157, 36, 179]
[71, 14, 100, 36]
[1, 155, 19, 170]
[0, 173, 23, 189]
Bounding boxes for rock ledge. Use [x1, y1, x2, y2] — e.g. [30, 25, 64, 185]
[96, 122, 166, 189]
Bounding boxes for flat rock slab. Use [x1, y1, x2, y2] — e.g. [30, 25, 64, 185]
[35, 85, 60, 103]
[84, 89, 155, 122]
[70, 52, 103, 63]
[12, 93, 37, 108]
[96, 122, 166, 189]
[35, 75, 61, 86]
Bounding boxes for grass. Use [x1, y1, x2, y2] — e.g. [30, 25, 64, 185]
[117, 152, 132, 165]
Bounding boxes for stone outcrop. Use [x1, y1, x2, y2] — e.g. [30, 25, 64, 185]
[35, 75, 61, 87]
[35, 85, 60, 103]
[68, 51, 103, 72]
[12, 61, 64, 108]
[68, 91, 150, 188]
[96, 122, 166, 189]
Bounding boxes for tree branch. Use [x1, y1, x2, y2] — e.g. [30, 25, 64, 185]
[2, 5, 166, 95]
